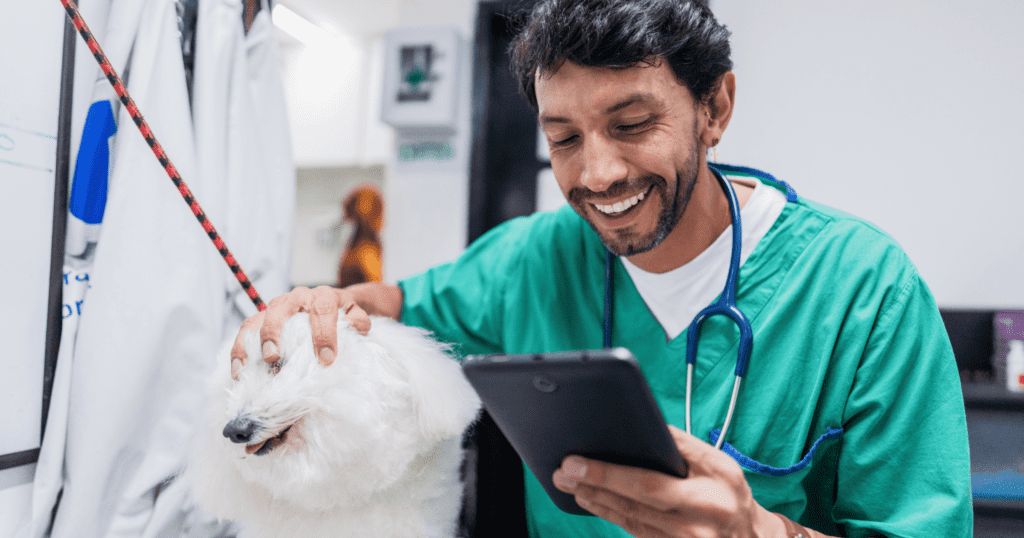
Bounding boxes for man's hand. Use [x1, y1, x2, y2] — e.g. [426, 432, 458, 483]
[229, 286, 373, 376]
[552, 425, 789, 538]
[229, 283, 403, 376]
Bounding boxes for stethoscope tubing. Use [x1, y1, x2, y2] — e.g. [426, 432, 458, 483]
[686, 166, 753, 378]
[684, 166, 748, 448]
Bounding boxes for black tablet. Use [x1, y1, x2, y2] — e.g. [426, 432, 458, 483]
[461, 348, 688, 516]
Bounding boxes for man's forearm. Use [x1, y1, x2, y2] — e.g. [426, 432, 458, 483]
[344, 282, 404, 321]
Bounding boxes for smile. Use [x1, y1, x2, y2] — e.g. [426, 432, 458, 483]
[592, 186, 652, 216]
[245, 424, 293, 456]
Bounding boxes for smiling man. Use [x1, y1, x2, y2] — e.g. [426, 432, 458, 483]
[235, 0, 972, 536]
[535, 60, 739, 272]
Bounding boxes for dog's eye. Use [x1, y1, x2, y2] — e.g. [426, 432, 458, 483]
[268, 361, 282, 376]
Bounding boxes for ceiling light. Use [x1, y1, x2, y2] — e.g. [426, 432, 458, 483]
[272, 4, 342, 47]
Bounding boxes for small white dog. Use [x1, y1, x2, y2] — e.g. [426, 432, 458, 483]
[186, 312, 481, 538]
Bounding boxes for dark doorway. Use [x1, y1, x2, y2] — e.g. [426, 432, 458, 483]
[468, 0, 546, 244]
[461, 2, 541, 537]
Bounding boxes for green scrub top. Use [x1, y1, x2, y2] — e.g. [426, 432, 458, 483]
[399, 184, 972, 537]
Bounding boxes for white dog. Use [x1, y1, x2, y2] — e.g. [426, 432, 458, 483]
[186, 313, 481, 538]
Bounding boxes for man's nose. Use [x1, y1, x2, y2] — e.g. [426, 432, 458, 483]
[580, 136, 628, 193]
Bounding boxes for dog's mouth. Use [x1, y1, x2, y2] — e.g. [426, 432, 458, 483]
[245, 425, 293, 456]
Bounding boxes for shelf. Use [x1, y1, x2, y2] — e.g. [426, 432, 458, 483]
[962, 382, 1024, 411]
[974, 497, 1024, 519]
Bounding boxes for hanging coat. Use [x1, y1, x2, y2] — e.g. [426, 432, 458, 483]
[22, 0, 294, 534]
[45, 0, 224, 535]
[240, 3, 296, 310]
[134, 0, 297, 534]
[21, 81, 119, 538]
[138, 0, 296, 534]
[191, 0, 295, 344]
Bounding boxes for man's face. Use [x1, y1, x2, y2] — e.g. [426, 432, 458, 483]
[535, 61, 703, 256]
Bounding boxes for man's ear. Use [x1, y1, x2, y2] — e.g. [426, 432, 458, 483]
[700, 71, 736, 149]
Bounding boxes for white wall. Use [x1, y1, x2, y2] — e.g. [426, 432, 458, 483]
[714, 0, 1024, 308]
[279, 33, 369, 167]
[335, 0, 1024, 299]
[381, 35, 475, 282]
[0, 0, 67, 531]
[279, 0, 476, 283]
[278, 28, 395, 168]
[377, 0, 479, 282]
[290, 166, 385, 287]
[0, 466, 34, 538]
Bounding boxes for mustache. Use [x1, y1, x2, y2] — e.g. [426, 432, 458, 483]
[568, 175, 665, 206]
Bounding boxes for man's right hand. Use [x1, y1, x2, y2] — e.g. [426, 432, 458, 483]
[230, 284, 404, 377]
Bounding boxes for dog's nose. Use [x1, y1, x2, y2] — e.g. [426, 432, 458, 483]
[222, 417, 260, 444]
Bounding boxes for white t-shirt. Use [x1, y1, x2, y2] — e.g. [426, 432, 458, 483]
[621, 177, 788, 341]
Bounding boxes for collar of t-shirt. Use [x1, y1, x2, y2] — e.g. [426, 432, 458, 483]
[620, 177, 788, 341]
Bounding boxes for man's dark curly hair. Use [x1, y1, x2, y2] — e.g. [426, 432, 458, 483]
[509, 0, 732, 111]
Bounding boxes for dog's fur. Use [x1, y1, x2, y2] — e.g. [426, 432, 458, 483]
[186, 313, 481, 538]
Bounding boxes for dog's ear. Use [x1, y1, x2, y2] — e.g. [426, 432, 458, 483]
[375, 321, 481, 441]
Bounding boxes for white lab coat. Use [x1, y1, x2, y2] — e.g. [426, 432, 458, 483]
[44, 0, 223, 536]
[145, 0, 297, 534]
[191, 0, 295, 339]
[21, 0, 295, 534]
[238, 4, 296, 316]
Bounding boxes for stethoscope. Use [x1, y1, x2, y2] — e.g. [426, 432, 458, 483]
[602, 163, 797, 450]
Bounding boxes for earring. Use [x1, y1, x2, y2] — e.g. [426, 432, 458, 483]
[711, 138, 719, 162]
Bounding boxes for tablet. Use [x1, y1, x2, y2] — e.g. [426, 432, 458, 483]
[461, 348, 688, 516]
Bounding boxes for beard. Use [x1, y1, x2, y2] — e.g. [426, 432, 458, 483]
[567, 132, 701, 257]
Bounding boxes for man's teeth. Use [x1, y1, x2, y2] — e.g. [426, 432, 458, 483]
[595, 191, 645, 214]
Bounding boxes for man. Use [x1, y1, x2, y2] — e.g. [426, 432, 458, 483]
[233, 0, 972, 535]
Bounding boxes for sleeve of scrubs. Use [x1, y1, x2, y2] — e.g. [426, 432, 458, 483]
[834, 270, 973, 537]
[398, 218, 530, 357]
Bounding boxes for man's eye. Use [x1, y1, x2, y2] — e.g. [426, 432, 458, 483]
[619, 119, 652, 132]
[550, 135, 578, 148]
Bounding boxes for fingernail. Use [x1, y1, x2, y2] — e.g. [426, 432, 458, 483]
[262, 341, 277, 359]
[563, 457, 587, 479]
[576, 496, 591, 509]
[319, 347, 335, 364]
[231, 358, 243, 378]
[553, 472, 576, 490]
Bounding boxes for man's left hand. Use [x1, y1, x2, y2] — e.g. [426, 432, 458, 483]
[552, 425, 785, 538]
